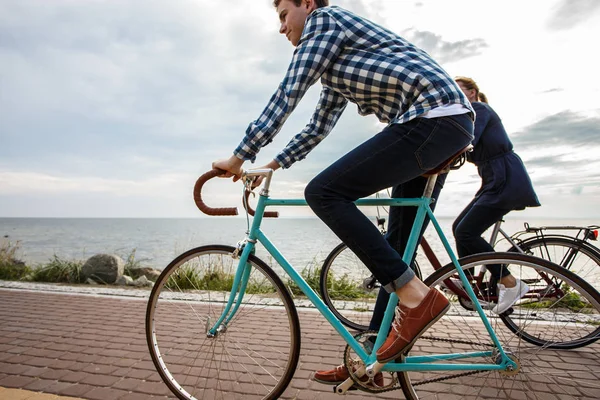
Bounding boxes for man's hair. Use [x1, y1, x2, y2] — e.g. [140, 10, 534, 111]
[273, 0, 329, 8]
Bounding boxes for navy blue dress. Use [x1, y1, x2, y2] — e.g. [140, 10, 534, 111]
[469, 102, 540, 210]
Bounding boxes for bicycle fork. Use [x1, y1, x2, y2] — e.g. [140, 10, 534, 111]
[206, 239, 256, 337]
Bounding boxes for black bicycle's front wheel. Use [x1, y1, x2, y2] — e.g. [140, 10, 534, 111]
[146, 245, 301, 400]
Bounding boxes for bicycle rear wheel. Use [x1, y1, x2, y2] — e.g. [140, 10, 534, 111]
[319, 242, 422, 331]
[510, 236, 600, 289]
[398, 252, 600, 399]
[146, 245, 301, 400]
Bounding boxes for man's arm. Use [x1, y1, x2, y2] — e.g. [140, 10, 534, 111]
[234, 9, 346, 164]
[275, 86, 347, 168]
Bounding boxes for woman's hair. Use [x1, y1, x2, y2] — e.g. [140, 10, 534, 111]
[274, 0, 329, 8]
[455, 76, 489, 103]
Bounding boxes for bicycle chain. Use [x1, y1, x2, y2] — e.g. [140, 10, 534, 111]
[419, 335, 495, 348]
[345, 334, 496, 394]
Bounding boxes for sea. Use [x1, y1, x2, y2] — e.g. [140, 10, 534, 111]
[1, 217, 598, 281]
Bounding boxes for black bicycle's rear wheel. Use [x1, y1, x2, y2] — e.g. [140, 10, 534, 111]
[510, 236, 600, 289]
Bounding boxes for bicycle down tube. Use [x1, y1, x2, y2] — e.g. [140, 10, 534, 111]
[208, 169, 516, 381]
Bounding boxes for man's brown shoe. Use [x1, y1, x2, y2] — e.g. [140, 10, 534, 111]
[313, 364, 384, 388]
[376, 287, 449, 363]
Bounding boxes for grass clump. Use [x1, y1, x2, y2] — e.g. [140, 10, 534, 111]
[30, 255, 85, 284]
[0, 240, 31, 280]
[324, 273, 372, 300]
[286, 265, 321, 297]
[166, 264, 234, 291]
[521, 284, 592, 312]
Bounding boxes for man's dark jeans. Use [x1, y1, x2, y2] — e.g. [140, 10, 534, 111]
[305, 114, 474, 295]
[369, 173, 447, 331]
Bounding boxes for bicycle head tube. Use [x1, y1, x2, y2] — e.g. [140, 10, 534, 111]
[243, 168, 274, 196]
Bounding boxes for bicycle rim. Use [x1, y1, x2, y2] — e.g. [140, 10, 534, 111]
[320, 243, 376, 331]
[398, 252, 600, 399]
[146, 245, 301, 400]
[320, 243, 423, 332]
[513, 236, 600, 289]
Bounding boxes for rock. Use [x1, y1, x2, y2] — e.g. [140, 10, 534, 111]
[86, 278, 99, 285]
[82, 254, 124, 284]
[132, 275, 153, 288]
[129, 267, 161, 282]
[115, 275, 134, 286]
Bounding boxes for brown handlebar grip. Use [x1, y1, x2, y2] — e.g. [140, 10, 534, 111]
[244, 189, 279, 218]
[194, 169, 239, 216]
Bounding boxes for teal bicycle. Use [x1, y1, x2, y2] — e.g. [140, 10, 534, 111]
[145, 159, 600, 399]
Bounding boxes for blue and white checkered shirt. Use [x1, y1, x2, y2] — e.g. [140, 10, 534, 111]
[234, 6, 473, 168]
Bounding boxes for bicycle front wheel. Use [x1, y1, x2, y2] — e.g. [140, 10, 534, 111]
[146, 245, 301, 400]
[319, 242, 423, 332]
[398, 252, 600, 400]
[511, 236, 600, 289]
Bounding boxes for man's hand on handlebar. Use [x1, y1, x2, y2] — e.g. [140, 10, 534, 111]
[212, 156, 245, 182]
[212, 156, 281, 188]
[250, 160, 280, 188]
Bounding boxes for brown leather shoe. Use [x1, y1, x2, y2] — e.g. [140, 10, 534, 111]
[313, 364, 384, 388]
[376, 287, 450, 363]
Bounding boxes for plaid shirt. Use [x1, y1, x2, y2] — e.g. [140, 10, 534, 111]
[234, 6, 473, 168]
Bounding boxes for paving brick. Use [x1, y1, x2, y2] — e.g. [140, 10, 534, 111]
[57, 383, 95, 397]
[0, 374, 37, 388]
[81, 364, 119, 375]
[79, 373, 121, 387]
[111, 377, 144, 391]
[84, 386, 130, 400]
[22, 377, 57, 392]
[59, 371, 91, 384]
[0, 362, 33, 375]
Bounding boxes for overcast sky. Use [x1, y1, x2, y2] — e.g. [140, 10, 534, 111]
[1, 0, 599, 219]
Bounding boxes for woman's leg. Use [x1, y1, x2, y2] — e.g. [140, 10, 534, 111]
[453, 203, 511, 279]
[452, 198, 478, 258]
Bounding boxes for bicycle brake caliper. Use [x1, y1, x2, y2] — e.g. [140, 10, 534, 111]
[232, 240, 247, 259]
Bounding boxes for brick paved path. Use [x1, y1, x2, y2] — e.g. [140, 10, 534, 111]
[1, 287, 600, 400]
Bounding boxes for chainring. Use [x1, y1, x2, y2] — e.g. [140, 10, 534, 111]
[342, 330, 400, 393]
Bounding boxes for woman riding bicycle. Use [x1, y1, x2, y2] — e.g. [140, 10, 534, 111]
[453, 76, 541, 314]
[213, 0, 474, 386]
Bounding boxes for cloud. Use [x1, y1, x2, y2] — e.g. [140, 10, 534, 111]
[401, 29, 488, 64]
[547, 0, 600, 30]
[508, 111, 600, 206]
[511, 111, 600, 148]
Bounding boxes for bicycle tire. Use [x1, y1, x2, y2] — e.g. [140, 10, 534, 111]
[398, 252, 600, 399]
[319, 242, 422, 332]
[509, 236, 600, 289]
[146, 245, 301, 400]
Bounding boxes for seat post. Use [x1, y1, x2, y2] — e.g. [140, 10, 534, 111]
[423, 173, 439, 198]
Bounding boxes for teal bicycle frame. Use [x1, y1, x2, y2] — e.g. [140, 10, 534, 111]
[207, 169, 516, 390]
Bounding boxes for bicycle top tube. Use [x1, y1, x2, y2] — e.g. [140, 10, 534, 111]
[195, 167, 435, 218]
